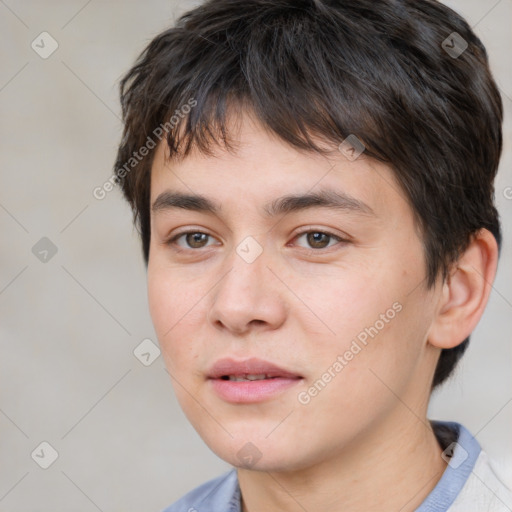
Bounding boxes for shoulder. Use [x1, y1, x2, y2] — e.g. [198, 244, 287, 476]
[160, 468, 240, 512]
[419, 421, 512, 512]
[447, 450, 512, 512]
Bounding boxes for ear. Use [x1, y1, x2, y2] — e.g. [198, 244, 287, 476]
[428, 228, 498, 349]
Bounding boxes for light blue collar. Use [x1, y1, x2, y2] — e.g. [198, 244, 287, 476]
[415, 420, 481, 511]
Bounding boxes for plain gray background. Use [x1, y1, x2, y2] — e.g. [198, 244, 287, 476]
[0, 1, 511, 510]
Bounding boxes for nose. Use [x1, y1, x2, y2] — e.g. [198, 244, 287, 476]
[207, 239, 287, 335]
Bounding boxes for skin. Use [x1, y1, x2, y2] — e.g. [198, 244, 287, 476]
[147, 110, 498, 511]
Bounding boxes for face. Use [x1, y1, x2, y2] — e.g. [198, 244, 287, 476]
[147, 112, 442, 472]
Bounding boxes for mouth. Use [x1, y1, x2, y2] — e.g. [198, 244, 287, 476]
[219, 373, 287, 382]
[207, 357, 303, 403]
[207, 357, 302, 380]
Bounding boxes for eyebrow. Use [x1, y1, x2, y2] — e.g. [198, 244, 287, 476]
[151, 188, 375, 218]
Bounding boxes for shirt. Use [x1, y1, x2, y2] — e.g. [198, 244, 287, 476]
[161, 421, 512, 511]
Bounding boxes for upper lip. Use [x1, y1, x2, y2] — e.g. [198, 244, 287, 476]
[207, 357, 303, 379]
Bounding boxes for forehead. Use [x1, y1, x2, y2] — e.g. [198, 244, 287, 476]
[149, 113, 410, 225]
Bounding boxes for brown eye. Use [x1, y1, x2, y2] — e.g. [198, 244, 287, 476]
[184, 232, 209, 248]
[167, 231, 215, 249]
[306, 232, 331, 249]
[294, 230, 345, 250]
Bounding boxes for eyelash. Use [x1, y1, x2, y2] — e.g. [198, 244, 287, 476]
[165, 228, 349, 252]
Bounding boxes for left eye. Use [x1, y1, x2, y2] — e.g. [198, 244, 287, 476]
[167, 230, 345, 251]
[293, 230, 344, 250]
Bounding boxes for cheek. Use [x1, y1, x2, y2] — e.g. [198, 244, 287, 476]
[147, 267, 201, 370]
[296, 308, 420, 434]
[147, 269, 172, 337]
[297, 264, 427, 398]
[293, 261, 397, 343]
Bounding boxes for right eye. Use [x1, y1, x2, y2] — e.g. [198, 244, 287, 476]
[166, 230, 218, 250]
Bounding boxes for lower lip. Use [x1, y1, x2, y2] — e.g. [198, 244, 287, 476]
[209, 377, 302, 403]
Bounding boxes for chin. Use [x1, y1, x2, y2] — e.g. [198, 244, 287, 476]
[198, 431, 315, 473]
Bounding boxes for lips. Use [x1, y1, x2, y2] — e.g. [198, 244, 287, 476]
[207, 357, 303, 403]
[207, 357, 302, 380]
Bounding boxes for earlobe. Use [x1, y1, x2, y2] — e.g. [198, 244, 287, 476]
[428, 228, 498, 350]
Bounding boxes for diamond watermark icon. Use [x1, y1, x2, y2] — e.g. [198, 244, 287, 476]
[441, 441, 468, 469]
[236, 442, 262, 468]
[338, 134, 365, 161]
[31, 441, 59, 469]
[134, 338, 161, 367]
[441, 32, 467, 59]
[32, 237, 58, 263]
[31, 32, 59, 59]
[236, 236, 263, 264]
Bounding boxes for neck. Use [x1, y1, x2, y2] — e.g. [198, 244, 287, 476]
[237, 410, 448, 512]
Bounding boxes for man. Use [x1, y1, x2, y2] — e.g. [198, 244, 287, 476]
[113, 0, 511, 509]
